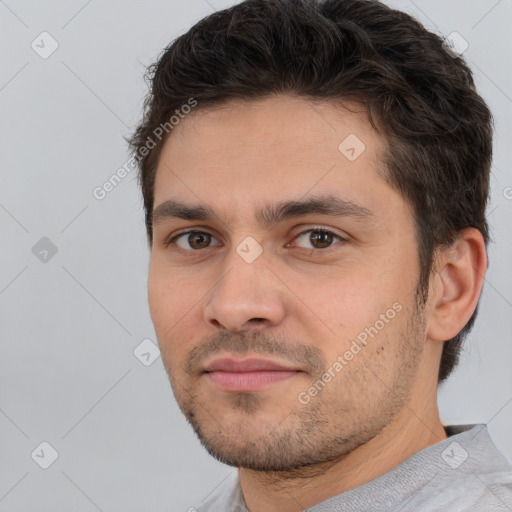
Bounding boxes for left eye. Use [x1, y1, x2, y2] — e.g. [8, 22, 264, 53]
[290, 229, 344, 250]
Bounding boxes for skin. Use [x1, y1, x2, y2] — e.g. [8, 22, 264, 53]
[148, 95, 487, 512]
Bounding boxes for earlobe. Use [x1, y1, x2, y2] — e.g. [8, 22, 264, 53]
[426, 228, 487, 342]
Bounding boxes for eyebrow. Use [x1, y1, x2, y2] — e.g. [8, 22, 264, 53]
[152, 194, 375, 228]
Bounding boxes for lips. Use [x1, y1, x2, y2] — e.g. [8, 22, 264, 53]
[203, 357, 302, 392]
[204, 357, 298, 373]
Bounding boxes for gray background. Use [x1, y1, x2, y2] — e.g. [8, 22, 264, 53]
[1, 1, 511, 511]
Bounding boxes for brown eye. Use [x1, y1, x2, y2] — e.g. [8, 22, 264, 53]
[291, 229, 344, 250]
[173, 231, 220, 250]
[310, 231, 334, 248]
[188, 232, 211, 249]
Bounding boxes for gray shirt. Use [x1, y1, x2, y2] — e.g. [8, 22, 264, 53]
[195, 424, 512, 511]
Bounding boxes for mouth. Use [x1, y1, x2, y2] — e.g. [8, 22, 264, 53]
[202, 356, 304, 392]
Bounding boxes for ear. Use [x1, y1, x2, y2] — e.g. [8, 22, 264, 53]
[426, 228, 488, 342]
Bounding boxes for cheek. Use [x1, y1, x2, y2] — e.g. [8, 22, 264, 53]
[148, 264, 186, 338]
[148, 257, 184, 309]
[148, 262, 206, 361]
[147, 265, 167, 330]
[297, 267, 409, 357]
[147, 278, 184, 374]
[301, 271, 388, 323]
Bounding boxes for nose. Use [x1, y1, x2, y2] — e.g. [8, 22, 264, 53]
[203, 254, 287, 332]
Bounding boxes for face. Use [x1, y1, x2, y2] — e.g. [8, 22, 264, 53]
[148, 95, 428, 471]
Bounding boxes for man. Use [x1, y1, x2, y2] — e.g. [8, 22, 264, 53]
[129, 0, 512, 510]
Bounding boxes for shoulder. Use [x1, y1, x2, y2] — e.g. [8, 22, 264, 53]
[410, 424, 512, 511]
[193, 470, 247, 512]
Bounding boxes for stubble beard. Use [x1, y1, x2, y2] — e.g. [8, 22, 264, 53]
[165, 299, 426, 475]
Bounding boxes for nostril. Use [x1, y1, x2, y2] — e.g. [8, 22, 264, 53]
[250, 318, 266, 323]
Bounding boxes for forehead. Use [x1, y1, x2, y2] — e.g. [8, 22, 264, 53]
[152, 95, 403, 224]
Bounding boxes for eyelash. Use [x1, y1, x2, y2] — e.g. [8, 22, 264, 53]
[287, 227, 346, 250]
[165, 227, 346, 251]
